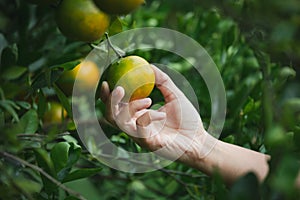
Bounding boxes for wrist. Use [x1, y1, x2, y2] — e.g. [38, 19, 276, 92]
[178, 130, 219, 170]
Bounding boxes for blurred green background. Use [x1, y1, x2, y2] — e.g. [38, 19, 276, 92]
[0, 0, 299, 199]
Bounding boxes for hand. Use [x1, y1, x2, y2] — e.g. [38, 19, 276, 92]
[100, 65, 212, 163]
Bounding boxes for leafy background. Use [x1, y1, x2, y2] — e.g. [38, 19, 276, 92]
[0, 0, 300, 199]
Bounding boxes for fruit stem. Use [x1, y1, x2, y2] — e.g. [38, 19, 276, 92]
[105, 32, 124, 59]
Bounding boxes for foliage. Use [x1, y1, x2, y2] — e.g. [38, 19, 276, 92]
[0, 0, 299, 199]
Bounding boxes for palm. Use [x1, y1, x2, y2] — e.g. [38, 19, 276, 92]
[134, 96, 203, 157]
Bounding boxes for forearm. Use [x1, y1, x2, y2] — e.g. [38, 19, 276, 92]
[187, 134, 270, 185]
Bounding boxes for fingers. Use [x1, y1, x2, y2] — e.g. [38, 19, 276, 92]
[129, 98, 152, 116]
[114, 98, 152, 124]
[134, 110, 166, 143]
[151, 65, 184, 102]
[109, 88, 155, 135]
[137, 110, 166, 127]
[100, 81, 110, 104]
[111, 86, 125, 107]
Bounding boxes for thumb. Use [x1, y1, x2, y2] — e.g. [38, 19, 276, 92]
[136, 110, 166, 138]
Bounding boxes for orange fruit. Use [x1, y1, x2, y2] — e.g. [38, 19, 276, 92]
[55, 0, 110, 42]
[93, 0, 145, 15]
[106, 55, 155, 101]
[43, 102, 67, 124]
[57, 60, 101, 96]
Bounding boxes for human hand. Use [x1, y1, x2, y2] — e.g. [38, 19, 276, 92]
[100, 65, 214, 163]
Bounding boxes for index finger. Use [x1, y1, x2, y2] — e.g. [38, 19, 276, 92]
[151, 65, 184, 102]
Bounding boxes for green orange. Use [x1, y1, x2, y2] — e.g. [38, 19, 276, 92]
[43, 102, 67, 124]
[93, 0, 145, 15]
[106, 55, 155, 101]
[55, 0, 110, 42]
[57, 60, 101, 96]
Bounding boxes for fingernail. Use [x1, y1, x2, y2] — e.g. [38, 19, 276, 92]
[143, 98, 152, 104]
[101, 81, 106, 90]
[112, 86, 122, 94]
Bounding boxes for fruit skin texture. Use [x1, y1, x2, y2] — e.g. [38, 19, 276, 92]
[57, 60, 100, 96]
[93, 0, 145, 15]
[106, 55, 155, 101]
[43, 102, 67, 124]
[55, 0, 110, 42]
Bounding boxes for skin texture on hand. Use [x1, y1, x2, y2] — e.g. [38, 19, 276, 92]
[101, 65, 210, 161]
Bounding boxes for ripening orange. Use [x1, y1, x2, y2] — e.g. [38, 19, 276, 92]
[55, 0, 110, 42]
[57, 60, 100, 96]
[93, 0, 145, 15]
[105, 55, 155, 101]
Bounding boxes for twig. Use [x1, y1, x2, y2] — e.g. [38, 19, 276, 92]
[17, 134, 46, 138]
[0, 151, 87, 200]
[104, 32, 124, 58]
[17, 137, 44, 142]
[57, 132, 71, 137]
[0, 161, 35, 200]
[158, 167, 192, 187]
[159, 168, 206, 179]
[95, 152, 206, 189]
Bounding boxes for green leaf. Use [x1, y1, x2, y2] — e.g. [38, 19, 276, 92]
[64, 196, 80, 200]
[19, 109, 38, 134]
[62, 134, 78, 144]
[270, 155, 300, 197]
[2, 66, 27, 80]
[243, 98, 255, 114]
[50, 142, 71, 173]
[66, 143, 81, 167]
[294, 127, 300, 147]
[62, 167, 102, 183]
[51, 60, 81, 71]
[37, 90, 47, 119]
[164, 180, 179, 195]
[15, 101, 31, 110]
[31, 69, 63, 91]
[229, 172, 260, 200]
[108, 17, 123, 36]
[53, 84, 72, 117]
[50, 142, 81, 181]
[222, 23, 238, 49]
[64, 178, 100, 200]
[265, 126, 288, 149]
[0, 111, 4, 127]
[45, 67, 52, 88]
[14, 178, 42, 194]
[212, 171, 229, 199]
[281, 98, 300, 129]
[1, 44, 18, 67]
[0, 100, 20, 121]
[34, 148, 57, 194]
[111, 135, 126, 144]
[279, 66, 296, 79]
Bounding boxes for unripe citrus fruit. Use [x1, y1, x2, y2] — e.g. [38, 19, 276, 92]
[93, 0, 145, 15]
[57, 60, 100, 96]
[55, 0, 110, 42]
[43, 102, 67, 124]
[106, 55, 155, 101]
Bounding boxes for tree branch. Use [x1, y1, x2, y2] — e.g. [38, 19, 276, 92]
[0, 151, 87, 200]
[95, 152, 206, 189]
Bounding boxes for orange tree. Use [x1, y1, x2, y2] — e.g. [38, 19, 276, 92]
[0, 0, 300, 199]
